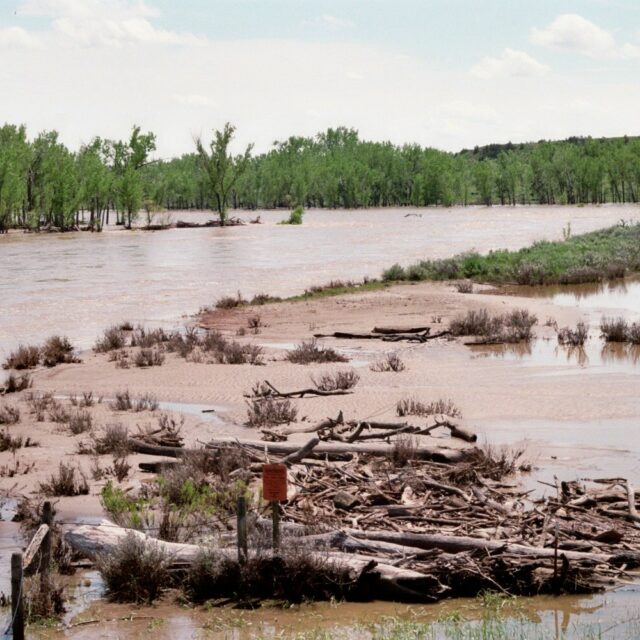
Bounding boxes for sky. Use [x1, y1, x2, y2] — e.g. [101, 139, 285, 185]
[0, 0, 639, 157]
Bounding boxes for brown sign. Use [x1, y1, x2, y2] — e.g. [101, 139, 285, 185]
[262, 463, 288, 501]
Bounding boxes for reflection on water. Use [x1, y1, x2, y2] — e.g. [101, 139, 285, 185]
[469, 337, 640, 373]
[510, 275, 640, 317]
[1, 204, 638, 357]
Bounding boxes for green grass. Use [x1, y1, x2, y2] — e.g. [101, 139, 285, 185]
[285, 279, 389, 302]
[383, 222, 640, 286]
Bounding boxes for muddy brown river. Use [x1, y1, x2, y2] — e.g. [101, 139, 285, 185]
[1, 204, 638, 357]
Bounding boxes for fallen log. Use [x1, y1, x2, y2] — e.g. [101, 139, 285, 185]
[204, 437, 470, 463]
[313, 330, 451, 343]
[343, 529, 640, 566]
[246, 380, 354, 399]
[64, 522, 445, 602]
[372, 326, 430, 335]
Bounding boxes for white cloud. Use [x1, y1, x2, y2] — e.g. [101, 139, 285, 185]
[470, 48, 550, 79]
[302, 14, 353, 30]
[531, 13, 640, 58]
[0, 26, 41, 47]
[17, 0, 205, 47]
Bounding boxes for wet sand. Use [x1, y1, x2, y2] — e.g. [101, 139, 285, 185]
[1, 278, 639, 636]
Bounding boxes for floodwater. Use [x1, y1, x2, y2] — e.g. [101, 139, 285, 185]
[1, 204, 638, 357]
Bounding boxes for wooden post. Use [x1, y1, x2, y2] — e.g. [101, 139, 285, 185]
[271, 501, 280, 551]
[236, 496, 248, 565]
[11, 552, 24, 640]
[42, 500, 53, 573]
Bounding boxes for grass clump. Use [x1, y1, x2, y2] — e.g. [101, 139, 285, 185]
[286, 339, 348, 364]
[0, 403, 20, 424]
[215, 292, 248, 309]
[134, 347, 165, 367]
[39, 462, 89, 496]
[1, 430, 37, 452]
[246, 397, 298, 427]
[94, 326, 127, 353]
[3, 344, 41, 370]
[450, 308, 537, 342]
[95, 423, 129, 455]
[129, 327, 172, 348]
[110, 390, 158, 412]
[370, 352, 406, 372]
[628, 322, 640, 345]
[312, 369, 360, 392]
[249, 292, 282, 305]
[455, 280, 474, 293]
[396, 397, 462, 418]
[557, 322, 589, 346]
[97, 532, 172, 603]
[1, 372, 32, 394]
[382, 222, 640, 286]
[41, 335, 78, 367]
[67, 409, 93, 435]
[600, 317, 629, 342]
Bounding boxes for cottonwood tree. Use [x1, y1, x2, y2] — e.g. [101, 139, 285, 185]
[113, 126, 156, 228]
[195, 123, 253, 226]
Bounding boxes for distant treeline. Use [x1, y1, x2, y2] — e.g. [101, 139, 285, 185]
[1, 123, 640, 232]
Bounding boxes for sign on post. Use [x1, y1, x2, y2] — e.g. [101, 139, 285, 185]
[262, 463, 287, 550]
[262, 463, 288, 501]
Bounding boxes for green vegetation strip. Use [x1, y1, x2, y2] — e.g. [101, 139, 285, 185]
[383, 222, 640, 286]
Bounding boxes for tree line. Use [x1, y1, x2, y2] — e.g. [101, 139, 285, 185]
[1, 122, 639, 232]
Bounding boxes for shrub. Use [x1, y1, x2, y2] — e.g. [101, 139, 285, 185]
[382, 263, 406, 281]
[455, 280, 473, 294]
[3, 344, 41, 370]
[97, 532, 172, 603]
[370, 352, 405, 372]
[450, 308, 536, 342]
[286, 339, 348, 364]
[247, 315, 262, 333]
[559, 266, 603, 285]
[39, 462, 89, 496]
[601, 317, 628, 342]
[26, 391, 53, 421]
[134, 348, 165, 367]
[187, 547, 355, 604]
[215, 292, 247, 309]
[250, 293, 282, 305]
[279, 205, 304, 225]
[396, 397, 462, 418]
[112, 455, 131, 482]
[246, 397, 298, 427]
[48, 400, 71, 424]
[110, 390, 133, 411]
[67, 410, 93, 435]
[95, 423, 130, 455]
[41, 335, 78, 367]
[24, 574, 65, 624]
[135, 393, 159, 412]
[0, 404, 20, 425]
[94, 326, 127, 353]
[312, 369, 360, 392]
[1, 430, 37, 452]
[199, 331, 264, 365]
[129, 327, 172, 348]
[557, 322, 589, 346]
[628, 322, 640, 345]
[2, 372, 32, 393]
[118, 321, 134, 331]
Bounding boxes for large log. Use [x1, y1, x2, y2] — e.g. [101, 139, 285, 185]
[343, 529, 640, 566]
[64, 522, 444, 602]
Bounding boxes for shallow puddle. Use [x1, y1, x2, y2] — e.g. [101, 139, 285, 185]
[469, 337, 640, 374]
[507, 275, 640, 318]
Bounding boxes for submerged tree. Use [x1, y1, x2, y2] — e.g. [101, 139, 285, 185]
[195, 123, 253, 226]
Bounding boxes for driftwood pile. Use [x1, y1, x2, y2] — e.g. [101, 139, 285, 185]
[64, 412, 640, 603]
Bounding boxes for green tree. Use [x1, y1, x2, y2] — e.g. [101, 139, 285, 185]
[196, 123, 253, 226]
